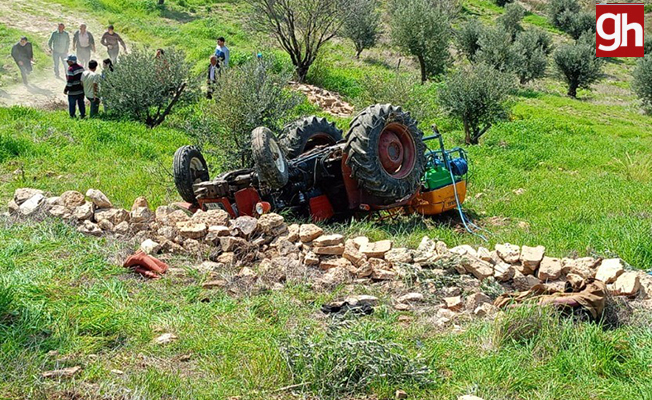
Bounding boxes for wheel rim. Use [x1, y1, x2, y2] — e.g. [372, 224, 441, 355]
[269, 139, 286, 174]
[189, 157, 206, 183]
[378, 122, 416, 178]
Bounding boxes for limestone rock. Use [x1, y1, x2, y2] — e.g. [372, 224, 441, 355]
[595, 258, 624, 284]
[72, 202, 94, 220]
[217, 252, 236, 265]
[562, 257, 598, 279]
[319, 266, 351, 286]
[220, 236, 247, 252]
[371, 268, 397, 281]
[313, 244, 345, 255]
[495, 243, 520, 264]
[313, 234, 344, 247]
[320, 257, 354, 272]
[385, 248, 413, 264]
[520, 245, 545, 273]
[166, 209, 190, 226]
[461, 255, 494, 280]
[444, 296, 464, 311]
[230, 216, 258, 237]
[14, 188, 44, 205]
[343, 239, 367, 266]
[258, 213, 285, 233]
[85, 189, 112, 208]
[208, 225, 230, 236]
[466, 292, 491, 311]
[155, 206, 172, 223]
[304, 251, 320, 266]
[114, 221, 130, 234]
[61, 190, 86, 208]
[183, 238, 201, 253]
[77, 220, 102, 236]
[203, 279, 227, 289]
[611, 272, 640, 297]
[344, 294, 378, 306]
[179, 223, 207, 239]
[513, 271, 540, 291]
[45, 196, 63, 208]
[19, 193, 45, 215]
[474, 303, 497, 317]
[477, 246, 492, 262]
[272, 238, 300, 256]
[7, 200, 19, 214]
[494, 262, 515, 282]
[131, 207, 153, 223]
[299, 224, 323, 242]
[287, 223, 300, 242]
[95, 208, 130, 224]
[97, 219, 114, 231]
[537, 256, 562, 281]
[450, 245, 477, 257]
[397, 292, 424, 303]
[360, 240, 392, 258]
[417, 236, 436, 253]
[192, 209, 230, 227]
[158, 226, 177, 241]
[132, 196, 149, 211]
[140, 239, 161, 255]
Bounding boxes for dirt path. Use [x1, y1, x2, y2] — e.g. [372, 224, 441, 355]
[0, 0, 129, 108]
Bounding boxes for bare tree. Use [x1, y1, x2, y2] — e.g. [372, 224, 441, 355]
[247, 0, 348, 82]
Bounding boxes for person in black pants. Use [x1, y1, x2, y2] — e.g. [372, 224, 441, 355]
[63, 55, 86, 118]
[11, 37, 33, 85]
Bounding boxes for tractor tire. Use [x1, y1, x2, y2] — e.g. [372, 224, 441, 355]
[251, 127, 289, 189]
[173, 145, 210, 204]
[344, 104, 426, 204]
[280, 116, 343, 159]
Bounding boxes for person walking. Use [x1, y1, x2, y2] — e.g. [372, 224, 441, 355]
[81, 60, 101, 117]
[206, 55, 219, 99]
[72, 24, 95, 67]
[11, 37, 34, 85]
[63, 55, 85, 118]
[100, 25, 126, 64]
[214, 37, 230, 68]
[48, 23, 70, 79]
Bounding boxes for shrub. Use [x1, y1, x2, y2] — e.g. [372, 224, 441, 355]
[203, 58, 302, 169]
[280, 321, 433, 397]
[511, 29, 550, 84]
[341, 0, 381, 59]
[101, 48, 192, 128]
[390, 0, 455, 82]
[560, 11, 595, 40]
[632, 55, 652, 111]
[553, 35, 605, 98]
[548, 0, 580, 30]
[494, 0, 514, 6]
[357, 71, 430, 120]
[456, 19, 485, 62]
[476, 27, 516, 72]
[497, 2, 525, 41]
[438, 63, 514, 145]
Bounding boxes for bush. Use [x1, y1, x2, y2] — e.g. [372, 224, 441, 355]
[390, 0, 455, 82]
[357, 71, 430, 120]
[456, 19, 485, 62]
[494, 0, 514, 6]
[438, 63, 514, 145]
[633, 55, 652, 111]
[548, 0, 580, 30]
[553, 36, 605, 98]
[101, 48, 192, 128]
[476, 27, 516, 72]
[202, 58, 302, 169]
[560, 11, 595, 40]
[341, 0, 381, 59]
[497, 2, 525, 41]
[511, 29, 550, 84]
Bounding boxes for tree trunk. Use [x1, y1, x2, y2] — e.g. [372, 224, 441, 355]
[158, 0, 164, 4]
[417, 54, 427, 84]
[463, 120, 472, 145]
[567, 82, 578, 98]
[296, 64, 310, 83]
[355, 49, 362, 59]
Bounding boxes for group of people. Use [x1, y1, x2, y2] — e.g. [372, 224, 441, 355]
[207, 36, 230, 99]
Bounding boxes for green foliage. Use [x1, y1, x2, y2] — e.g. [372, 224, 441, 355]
[553, 36, 605, 98]
[645, 37, 652, 55]
[389, 0, 455, 82]
[280, 321, 433, 397]
[512, 29, 550, 84]
[101, 48, 194, 128]
[632, 55, 652, 111]
[497, 2, 525, 41]
[456, 19, 485, 62]
[438, 63, 514, 144]
[203, 58, 302, 169]
[476, 27, 516, 73]
[493, 0, 514, 6]
[357, 71, 431, 120]
[341, 0, 381, 59]
[548, 0, 594, 39]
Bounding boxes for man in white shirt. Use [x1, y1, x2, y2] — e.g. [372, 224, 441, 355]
[81, 60, 101, 117]
[214, 37, 230, 68]
[206, 55, 219, 99]
[73, 23, 96, 68]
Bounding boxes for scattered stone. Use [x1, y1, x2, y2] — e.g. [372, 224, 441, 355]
[611, 272, 640, 297]
[513, 271, 540, 291]
[466, 292, 491, 311]
[395, 389, 408, 399]
[114, 221, 130, 234]
[477, 247, 492, 262]
[287, 223, 300, 241]
[131, 207, 153, 223]
[371, 268, 397, 280]
[313, 244, 345, 255]
[95, 208, 130, 225]
[77, 220, 102, 236]
[41, 366, 81, 379]
[461, 256, 493, 280]
[537, 256, 562, 281]
[230, 216, 258, 237]
[319, 266, 351, 286]
[7, 200, 20, 214]
[444, 296, 464, 311]
[179, 223, 208, 239]
[85, 189, 112, 208]
[14, 188, 44, 205]
[217, 252, 236, 265]
[494, 262, 515, 282]
[273, 238, 300, 256]
[183, 238, 201, 253]
[343, 239, 367, 266]
[520, 245, 545, 273]
[495, 243, 520, 264]
[304, 251, 320, 266]
[72, 202, 94, 220]
[474, 303, 496, 317]
[360, 240, 392, 258]
[258, 213, 285, 233]
[61, 190, 86, 208]
[344, 294, 378, 306]
[98, 219, 114, 231]
[202, 279, 227, 289]
[45, 196, 63, 208]
[19, 193, 45, 215]
[140, 239, 161, 255]
[562, 257, 597, 279]
[385, 248, 413, 264]
[153, 333, 178, 345]
[397, 292, 424, 303]
[320, 257, 354, 271]
[450, 245, 477, 257]
[595, 258, 625, 284]
[192, 209, 230, 227]
[313, 234, 344, 247]
[299, 224, 323, 242]
[132, 196, 149, 210]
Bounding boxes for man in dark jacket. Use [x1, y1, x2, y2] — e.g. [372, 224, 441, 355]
[100, 25, 127, 64]
[11, 37, 34, 85]
[206, 55, 219, 99]
[48, 23, 70, 79]
[72, 23, 95, 67]
[63, 55, 86, 118]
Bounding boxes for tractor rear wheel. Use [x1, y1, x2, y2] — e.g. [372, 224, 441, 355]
[280, 116, 343, 159]
[173, 145, 210, 204]
[344, 104, 425, 204]
[251, 127, 289, 189]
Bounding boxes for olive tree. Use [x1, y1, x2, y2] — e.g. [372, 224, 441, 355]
[247, 0, 349, 82]
[553, 36, 604, 98]
[548, 0, 594, 39]
[497, 2, 525, 41]
[438, 63, 514, 145]
[511, 29, 551, 84]
[456, 19, 484, 62]
[341, 0, 381, 59]
[205, 58, 302, 169]
[390, 0, 455, 82]
[633, 56, 652, 111]
[476, 27, 515, 72]
[100, 48, 191, 128]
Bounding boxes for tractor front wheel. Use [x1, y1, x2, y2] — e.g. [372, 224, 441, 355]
[173, 145, 210, 204]
[251, 127, 289, 189]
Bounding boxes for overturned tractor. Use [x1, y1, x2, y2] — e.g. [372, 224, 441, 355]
[173, 104, 468, 221]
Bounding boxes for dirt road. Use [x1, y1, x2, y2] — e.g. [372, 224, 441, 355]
[0, 0, 128, 108]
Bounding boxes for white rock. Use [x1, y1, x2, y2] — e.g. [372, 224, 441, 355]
[397, 292, 424, 303]
[14, 188, 44, 205]
[595, 258, 625, 284]
[140, 239, 161, 255]
[495, 243, 520, 264]
[72, 202, 94, 220]
[85, 189, 112, 208]
[520, 245, 545, 273]
[611, 272, 640, 297]
[61, 190, 86, 208]
[19, 193, 45, 215]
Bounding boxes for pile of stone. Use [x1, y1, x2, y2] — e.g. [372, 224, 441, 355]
[7, 187, 652, 313]
[290, 81, 354, 117]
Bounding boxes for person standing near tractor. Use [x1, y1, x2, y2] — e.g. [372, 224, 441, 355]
[214, 37, 230, 68]
[11, 37, 34, 85]
[100, 25, 126, 64]
[48, 23, 70, 79]
[73, 23, 96, 68]
[63, 55, 86, 118]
